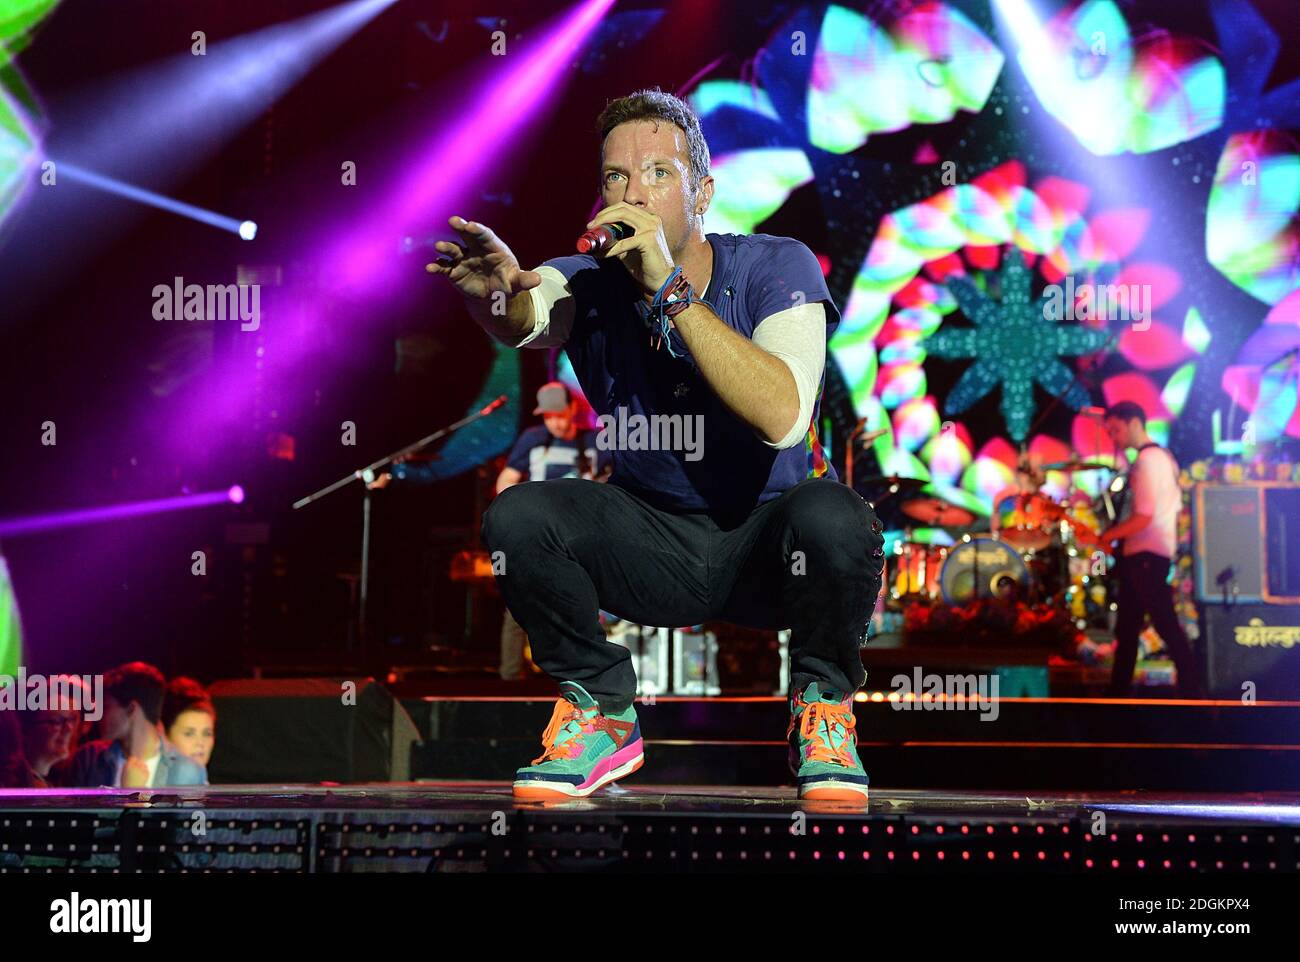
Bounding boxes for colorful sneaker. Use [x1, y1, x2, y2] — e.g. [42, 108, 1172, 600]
[513, 681, 643, 799]
[787, 681, 869, 802]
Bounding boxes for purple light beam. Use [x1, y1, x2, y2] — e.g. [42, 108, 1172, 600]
[0, 487, 244, 538]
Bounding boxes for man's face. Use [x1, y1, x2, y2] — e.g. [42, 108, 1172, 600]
[600, 120, 712, 255]
[543, 410, 573, 438]
[1105, 417, 1136, 451]
[99, 697, 131, 742]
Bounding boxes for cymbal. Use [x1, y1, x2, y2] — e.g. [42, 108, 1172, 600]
[1042, 459, 1112, 473]
[901, 496, 976, 527]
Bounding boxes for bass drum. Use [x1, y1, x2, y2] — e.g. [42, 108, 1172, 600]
[940, 538, 1029, 605]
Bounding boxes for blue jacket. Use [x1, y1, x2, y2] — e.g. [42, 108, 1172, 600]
[57, 736, 208, 788]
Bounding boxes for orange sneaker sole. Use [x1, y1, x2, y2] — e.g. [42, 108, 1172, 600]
[798, 783, 869, 803]
[513, 754, 644, 800]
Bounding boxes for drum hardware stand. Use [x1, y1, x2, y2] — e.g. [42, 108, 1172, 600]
[292, 395, 509, 652]
[775, 628, 791, 695]
[845, 423, 889, 496]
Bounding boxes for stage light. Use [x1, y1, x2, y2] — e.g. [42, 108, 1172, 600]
[991, 0, 1048, 59]
[327, 0, 618, 292]
[239, 221, 258, 241]
[8, 0, 397, 296]
[0, 488, 243, 538]
[54, 162, 255, 238]
[51, 0, 397, 180]
[228, 485, 246, 504]
[167, 0, 614, 460]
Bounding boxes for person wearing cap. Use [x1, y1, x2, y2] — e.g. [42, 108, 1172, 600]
[495, 382, 612, 494]
[495, 382, 612, 680]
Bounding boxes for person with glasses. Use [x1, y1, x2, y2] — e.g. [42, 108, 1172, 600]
[16, 674, 90, 786]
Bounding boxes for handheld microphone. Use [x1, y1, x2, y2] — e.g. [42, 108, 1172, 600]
[577, 222, 632, 254]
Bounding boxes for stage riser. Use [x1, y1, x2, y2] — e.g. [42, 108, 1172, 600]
[412, 742, 1300, 792]
[406, 699, 1300, 741]
[98, 692, 1300, 791]
[404, 698, 1300, 792]
[2, 809, 1293, 875]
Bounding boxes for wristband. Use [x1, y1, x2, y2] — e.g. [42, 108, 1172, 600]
[648, 267, 697, 358]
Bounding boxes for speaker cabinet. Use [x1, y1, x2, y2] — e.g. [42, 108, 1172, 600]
[208, 678, 421, 784]
[1193, 483, 1300, 604]
[1202, 603, 1300, 699]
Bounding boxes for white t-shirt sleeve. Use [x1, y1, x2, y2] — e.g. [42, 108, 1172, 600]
[750, 302, 827, 450]
[1124, 447, 1181, 557]
[489, 266, 576, 350]
[1131, 453, 1157, 517]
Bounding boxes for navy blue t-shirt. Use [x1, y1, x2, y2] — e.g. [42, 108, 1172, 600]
[538, 232, 840, 516]
[506, 425, 610, 481]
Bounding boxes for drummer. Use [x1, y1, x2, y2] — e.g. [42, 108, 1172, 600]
[990, 459, 1046, 539]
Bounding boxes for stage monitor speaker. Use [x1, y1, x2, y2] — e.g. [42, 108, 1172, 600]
[1193, 483, 1300, 604]
[1202, 604, 1300, 700]
[1193, 485, 1263, 601]
[207, 678, 421, 784]
[1264, 487, 1300, 599]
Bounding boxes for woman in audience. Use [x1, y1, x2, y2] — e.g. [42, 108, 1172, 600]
[162, 677, 216, 769]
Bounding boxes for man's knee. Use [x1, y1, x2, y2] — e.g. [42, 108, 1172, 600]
[784, 480, 884, 562]
[482, 482, 548, 550]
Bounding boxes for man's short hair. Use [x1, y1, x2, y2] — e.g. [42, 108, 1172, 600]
[1104, 400, 1147, 425]
[596, 87, 710, 190]
[104, 662, 166, 725]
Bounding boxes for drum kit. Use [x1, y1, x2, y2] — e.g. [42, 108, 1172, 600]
[863, 459, 1120, 626]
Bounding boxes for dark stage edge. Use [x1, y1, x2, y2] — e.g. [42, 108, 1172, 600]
[2, 783, 1298, 873]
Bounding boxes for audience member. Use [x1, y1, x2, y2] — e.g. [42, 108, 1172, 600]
[57, 662, 207, 788]
[162, 676, 216, 769]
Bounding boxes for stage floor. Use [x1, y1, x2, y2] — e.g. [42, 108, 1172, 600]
[2, 782, 1298, 874]
[5, 782, 1300, 824]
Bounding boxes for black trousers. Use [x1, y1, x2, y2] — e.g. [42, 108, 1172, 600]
[481, 477, 886, 714]
[1108, 551, 1204, 697]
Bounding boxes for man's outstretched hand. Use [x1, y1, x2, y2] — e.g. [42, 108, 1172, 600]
[426, 216, 541, 301]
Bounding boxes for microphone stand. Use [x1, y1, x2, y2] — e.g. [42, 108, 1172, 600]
[293, 395, 509, 651]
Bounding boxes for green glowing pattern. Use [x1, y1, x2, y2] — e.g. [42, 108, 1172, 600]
[926, 248, 1110, 441]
